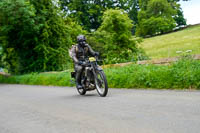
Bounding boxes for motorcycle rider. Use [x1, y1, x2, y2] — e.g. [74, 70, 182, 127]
[70, 35, 99, 89]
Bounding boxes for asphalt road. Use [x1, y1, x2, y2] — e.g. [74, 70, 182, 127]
[0, 84, 200, 133]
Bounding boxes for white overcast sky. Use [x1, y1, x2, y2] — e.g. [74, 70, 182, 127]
[179, 0, 200, 25]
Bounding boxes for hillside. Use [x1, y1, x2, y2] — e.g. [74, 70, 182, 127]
[140, 24, 200, 59]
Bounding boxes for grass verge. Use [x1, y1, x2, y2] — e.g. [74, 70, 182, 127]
[1, 58, 200, 89]
[0, 72, 73, 87]
[105, 58, 200, 89]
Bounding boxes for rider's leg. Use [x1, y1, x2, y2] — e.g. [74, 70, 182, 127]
[75, 64, 83, 89]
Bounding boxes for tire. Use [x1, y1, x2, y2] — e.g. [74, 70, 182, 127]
[95, 71, 108, 97]
[77, 87, 86, 95]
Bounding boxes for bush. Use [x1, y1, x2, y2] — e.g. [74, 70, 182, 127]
[136, 16, 176, 37]
[0, 72, 73, 87]
[87, 9, 148, 64]
[105, 58, 200, 89]
[136, 0, 176, 37]
[170, 58, 200, 89]
[0, 0, 85, 74]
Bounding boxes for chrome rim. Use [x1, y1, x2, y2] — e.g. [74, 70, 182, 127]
[96, 73, 105, 94]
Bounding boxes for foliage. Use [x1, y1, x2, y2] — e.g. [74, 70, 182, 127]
[0, 71, 73, 86]
[60, 0, 187, 32]
[0, 0, 39, 74]
[0, 0, 190, 74]
[174, 8, 186, 26]
[28, 0, 73, 72]
[105, 58, 200, 89]
[60, 0, 139, 31]
[136, 0, 177, 37]
[64, 17, 87, 43]
[87, 9, 148, 64]
[1, 58, 200, 89]
[0, 0, 84, 74]
[167, 0, 187, 27]
[0, 46, 2, 67]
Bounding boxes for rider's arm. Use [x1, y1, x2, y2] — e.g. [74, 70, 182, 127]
[86, 44, 96, 56]
[71, 46, 79, 64]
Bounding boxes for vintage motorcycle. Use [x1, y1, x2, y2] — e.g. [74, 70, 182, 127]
[71, 57, 108, 97]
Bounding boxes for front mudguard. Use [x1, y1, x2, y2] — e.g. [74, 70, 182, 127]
[96, 65, 103, 71]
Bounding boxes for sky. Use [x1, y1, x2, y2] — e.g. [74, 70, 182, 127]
[179, 0, 200, 25]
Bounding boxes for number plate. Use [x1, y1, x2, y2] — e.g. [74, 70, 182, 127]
[89, 57, 96, 62]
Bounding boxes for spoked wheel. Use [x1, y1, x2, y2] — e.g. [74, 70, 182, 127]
[95, 71, 108, 97]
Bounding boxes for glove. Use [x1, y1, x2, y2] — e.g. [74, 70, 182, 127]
[78, 61, 83, 65]
[95, 52, 99, 56]
[78, 61, 86, 66]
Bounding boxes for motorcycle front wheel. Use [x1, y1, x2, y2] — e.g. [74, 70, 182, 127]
[95, 71, 108, 97]
[77, 87, 86, 95]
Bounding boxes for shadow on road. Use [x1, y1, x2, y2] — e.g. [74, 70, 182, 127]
[57, 93, 100, 100]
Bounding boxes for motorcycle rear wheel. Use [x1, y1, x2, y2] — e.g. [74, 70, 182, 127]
[95, 71, 108, 97]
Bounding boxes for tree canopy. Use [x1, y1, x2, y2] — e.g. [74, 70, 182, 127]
[87, 9, 146, 64]
[60, 0, 139, 31]
[136, 0, 177, 36]
[60, 0, 187, 32]
[0, 0, 84, 74]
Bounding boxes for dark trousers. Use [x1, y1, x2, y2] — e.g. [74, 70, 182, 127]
[74, 64, 83, 86]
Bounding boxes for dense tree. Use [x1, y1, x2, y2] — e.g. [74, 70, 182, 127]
[29, 0, 74, 73]
[0, 0, 84, 74]
[60, 0, 187, 32]
[87, 9, 145, 64]
[174, 8, 186, 26]
[136, 0, 177, 37]
[168, 0, 187, 26]
[60, 0, 139, 31]
[0, 46, 2, 68]
[0, 0, 39, 74]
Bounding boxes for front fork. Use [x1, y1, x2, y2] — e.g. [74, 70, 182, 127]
[92, 65, 103, 86]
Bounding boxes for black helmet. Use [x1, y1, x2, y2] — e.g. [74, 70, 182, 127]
[77, 35, 86, 42]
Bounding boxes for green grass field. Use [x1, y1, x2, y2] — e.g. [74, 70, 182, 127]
[140, 24, 200, 59]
